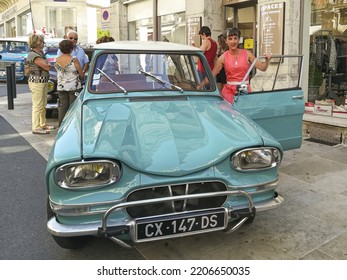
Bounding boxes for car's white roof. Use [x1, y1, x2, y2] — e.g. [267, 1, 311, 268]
[93, 40, 202, 52]
[0, 37, 64, 44]
[0, 37, 28, 42]
[44, 38, 64, 47]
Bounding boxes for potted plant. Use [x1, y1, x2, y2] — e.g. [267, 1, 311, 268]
[308, 64, 324, 102]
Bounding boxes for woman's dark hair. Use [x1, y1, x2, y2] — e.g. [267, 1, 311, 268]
[217, 34, 225, 41]
[217, 34, 228, 52]
[199, 26, 212, 37]
[96, 35, 115, 44]
[59, 39, 74, 54]
[224, 27, 241, 38]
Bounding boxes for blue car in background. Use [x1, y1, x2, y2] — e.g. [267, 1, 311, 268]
[43, 38, 64, 117]
[0, 37, 63, 84]
[0, 37, 29, 81]
[43, 39, 93, 117]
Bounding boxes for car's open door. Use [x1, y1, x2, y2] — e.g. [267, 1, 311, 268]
[232, 55, 304, 151]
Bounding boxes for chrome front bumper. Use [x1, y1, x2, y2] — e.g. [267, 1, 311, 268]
[47, 191, 284, 248]
[46, 103, 58, 109]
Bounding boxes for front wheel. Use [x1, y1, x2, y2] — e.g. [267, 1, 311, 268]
[46, 109, 53, 118]
[47, 198, 90, 249]
[51, 235, 90, 250]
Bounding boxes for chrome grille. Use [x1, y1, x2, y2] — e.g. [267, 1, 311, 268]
[126, 181, 227, 218]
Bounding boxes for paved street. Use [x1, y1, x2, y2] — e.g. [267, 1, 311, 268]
[1, 90, 347, 260]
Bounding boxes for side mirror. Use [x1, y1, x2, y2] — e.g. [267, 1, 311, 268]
[75, 86, 83, 97]
[236, 84, 248, 95]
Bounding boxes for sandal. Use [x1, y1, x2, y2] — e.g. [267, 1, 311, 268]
[42, 125, 55, 130]
[32, 128, 50, 134]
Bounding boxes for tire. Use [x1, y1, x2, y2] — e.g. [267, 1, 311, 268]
[46, 109, 53, 118]
[51, 235, 90, 250]
[46, 198, 90, 250]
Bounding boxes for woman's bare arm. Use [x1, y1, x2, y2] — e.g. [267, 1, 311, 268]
[74, 58, 85, 80]
[34, 57, 51, 72]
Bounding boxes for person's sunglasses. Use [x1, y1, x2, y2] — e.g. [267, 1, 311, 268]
[69, 37, 78, 40]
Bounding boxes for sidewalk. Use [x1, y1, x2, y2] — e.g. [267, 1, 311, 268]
[0, 92, 58, 160]
[1, 93, 347, 260]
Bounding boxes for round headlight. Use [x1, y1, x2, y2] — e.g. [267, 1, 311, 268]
[47, 80, 55, 93]
[232, 148, 281, 171]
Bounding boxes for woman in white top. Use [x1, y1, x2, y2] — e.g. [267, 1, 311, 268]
[55, 39, 84, 126]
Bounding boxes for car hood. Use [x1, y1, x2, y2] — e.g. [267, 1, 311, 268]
[0, 53, 26, 60]
[81, 97, 265, 176]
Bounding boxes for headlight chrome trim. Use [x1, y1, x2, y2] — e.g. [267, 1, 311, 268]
[231, 147, 281, 171]
[55, 160, 122, 190]
[47, 79, 56, 93]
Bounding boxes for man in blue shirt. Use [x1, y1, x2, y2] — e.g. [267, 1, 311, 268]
[57, 30, 89, 78]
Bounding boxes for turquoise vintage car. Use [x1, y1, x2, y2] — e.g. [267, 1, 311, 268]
[45, 41, 304, 249]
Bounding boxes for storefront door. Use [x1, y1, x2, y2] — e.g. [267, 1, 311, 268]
[224, 1, 257, 54]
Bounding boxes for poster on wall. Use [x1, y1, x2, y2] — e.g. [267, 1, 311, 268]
[259, 2, 285, 57]
[187, 17, 201, 46]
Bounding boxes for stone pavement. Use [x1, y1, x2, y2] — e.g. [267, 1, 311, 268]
[1, 92, 347, 260]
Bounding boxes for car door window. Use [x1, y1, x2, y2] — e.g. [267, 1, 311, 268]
[233, 55, 304, 151]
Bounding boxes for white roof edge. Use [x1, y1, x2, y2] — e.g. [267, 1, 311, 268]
[93, 40, 202, 52]
[0, 37, 28, 42]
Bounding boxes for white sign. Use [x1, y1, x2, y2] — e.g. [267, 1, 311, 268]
[101, 9, 110, 30]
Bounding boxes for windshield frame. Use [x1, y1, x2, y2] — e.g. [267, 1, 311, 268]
[87, 49, 217, 95]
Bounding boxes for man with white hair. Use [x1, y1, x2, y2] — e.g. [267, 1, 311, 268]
[57, 30, 89, 77]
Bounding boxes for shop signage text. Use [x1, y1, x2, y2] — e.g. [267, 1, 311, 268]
[260, 3, 284, 11]
[1, 6, 17, 20]
[259, 2, 285, 56]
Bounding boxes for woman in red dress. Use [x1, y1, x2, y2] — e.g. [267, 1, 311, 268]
[198, 28, 271, 104]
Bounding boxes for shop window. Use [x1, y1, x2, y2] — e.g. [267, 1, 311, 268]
[6, 19, 16, 37]
[132, 18, 153, 41]
[18, 11, 32, 36]
[160, 12, 185, 44]
[45, 7, 77, 38]
[225, 6, 235, 29]
[0, 25, 5, 38]
[310, 1, 347, 105]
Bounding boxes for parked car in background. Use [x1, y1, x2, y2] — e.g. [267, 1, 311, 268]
[43, 38, 63, 117]
[45, 41, 304, 250]
[44, 38, 63, 65]
[0, 37, 29, 82]
[44, 41, 94, 117]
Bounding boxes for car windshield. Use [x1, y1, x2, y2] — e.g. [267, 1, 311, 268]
[89, 51, 303, 95]
[0, 40, 28, 54]
[90, 52, 209, 93]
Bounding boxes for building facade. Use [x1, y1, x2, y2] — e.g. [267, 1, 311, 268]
[1, 0, 347, 109]
[0, 0, 109, 44]
[104, 0, 311, 100]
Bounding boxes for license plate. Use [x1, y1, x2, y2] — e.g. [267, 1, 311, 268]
[135, 209, 226, 241]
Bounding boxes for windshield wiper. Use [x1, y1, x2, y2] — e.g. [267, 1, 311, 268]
[139, 69, 183, 93]
[97, 68, 127, 94]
